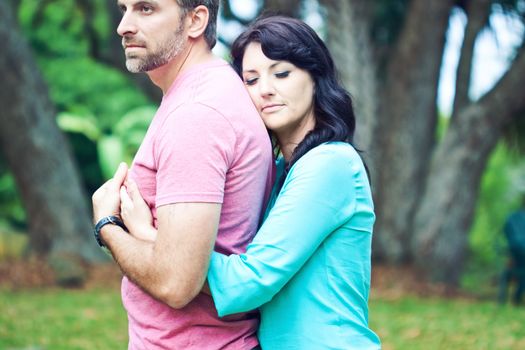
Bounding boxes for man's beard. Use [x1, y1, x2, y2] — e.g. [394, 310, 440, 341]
[125, 25, 185, 73]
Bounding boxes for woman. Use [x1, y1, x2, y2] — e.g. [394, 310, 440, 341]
[122, 16, 380, 349]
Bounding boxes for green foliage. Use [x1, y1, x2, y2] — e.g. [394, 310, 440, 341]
[39, 55, 154, 181]
[40, 57, 150, 129]
[58, 105, 155, 179]
[19, 0, 89, 56]
[0, 0, 155, 229]
[436, 113, 450, 140]
[0, 160, 26, 229]
[463, 143, 525, 294]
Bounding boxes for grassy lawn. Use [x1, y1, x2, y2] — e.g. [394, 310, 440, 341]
[370, 296, 525, 350]
[0, 288, 128, 350]
[1, 288, 524, 349]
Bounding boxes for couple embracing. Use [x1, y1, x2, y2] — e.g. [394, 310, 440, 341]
[92, 1, 380, 349]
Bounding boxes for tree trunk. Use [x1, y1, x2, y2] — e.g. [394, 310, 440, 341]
[0, 1, 106, 284]
[372, 0, 455, 262]
[262, 0, 302, 17]
[451, 0, 491, 119]
[320, 0, 379, 171]
[317, 0, 525, 284]
[412, 48, 525, 284]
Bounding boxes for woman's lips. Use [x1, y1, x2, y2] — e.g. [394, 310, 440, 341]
[262, 104, 284, 113]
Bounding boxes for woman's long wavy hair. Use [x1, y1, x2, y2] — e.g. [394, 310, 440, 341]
[231, 16, 367, 182]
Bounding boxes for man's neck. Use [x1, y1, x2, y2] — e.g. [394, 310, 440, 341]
[147, 41, 215, 95]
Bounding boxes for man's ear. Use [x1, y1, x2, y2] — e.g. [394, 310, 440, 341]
[187, 5, 209, 40]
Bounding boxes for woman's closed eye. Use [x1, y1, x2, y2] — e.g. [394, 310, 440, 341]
[275, 71, 290, 79]
[244, 77, 258, 86]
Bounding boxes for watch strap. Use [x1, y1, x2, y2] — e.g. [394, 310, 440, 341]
[93, 215, 128, 248]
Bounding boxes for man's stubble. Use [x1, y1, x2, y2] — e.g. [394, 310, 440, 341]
[125, 21, 186, 73]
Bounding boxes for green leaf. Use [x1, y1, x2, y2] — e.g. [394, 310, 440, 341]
[114, 105, 156, 137]
[97, 136, 125, 179]
[57, 112, 101, 142]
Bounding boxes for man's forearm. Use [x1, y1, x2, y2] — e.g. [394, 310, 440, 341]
[101, 225, 155, 285]
[101, 222, 209, 309]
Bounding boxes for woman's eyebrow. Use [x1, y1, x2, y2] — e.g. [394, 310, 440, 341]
[243, 62, 284, 74]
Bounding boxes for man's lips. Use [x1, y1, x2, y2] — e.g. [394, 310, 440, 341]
[124, 44, 145, 49]
[122, 40, 146, 49]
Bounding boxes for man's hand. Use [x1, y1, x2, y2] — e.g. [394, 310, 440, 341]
[120, 178, 157, 241]
[92, 162, 128, 223]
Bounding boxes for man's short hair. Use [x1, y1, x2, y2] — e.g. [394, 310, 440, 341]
[177, 0, 219, 49]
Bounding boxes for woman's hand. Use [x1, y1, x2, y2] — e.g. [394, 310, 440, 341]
[120, 178, 157, 242]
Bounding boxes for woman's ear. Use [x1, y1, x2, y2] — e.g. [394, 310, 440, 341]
[187, 5, 209, 40]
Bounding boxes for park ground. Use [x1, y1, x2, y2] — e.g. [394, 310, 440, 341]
[0, 261, 524, 350]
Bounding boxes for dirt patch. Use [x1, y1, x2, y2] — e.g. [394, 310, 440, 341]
[0, 258, 473, 299]
[0, 258, 122, 290]
[371, 264, 472, 300]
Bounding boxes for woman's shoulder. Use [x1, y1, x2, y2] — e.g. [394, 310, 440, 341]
[287, 142, 369, 185]
[295, 142, 362, 169]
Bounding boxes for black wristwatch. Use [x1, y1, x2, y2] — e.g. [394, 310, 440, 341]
[93, 215, 128, 252]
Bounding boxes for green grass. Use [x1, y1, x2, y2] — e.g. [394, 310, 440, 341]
[370, 296, 525, 350]
[1, 288, 525, 349]
[0, 288, 127, 350]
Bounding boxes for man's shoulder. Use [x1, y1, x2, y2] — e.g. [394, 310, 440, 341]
[164, 62, 248, 110]
[188, 59, 241, 89]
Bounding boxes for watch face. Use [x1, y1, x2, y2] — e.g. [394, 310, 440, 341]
[94, 216, 127, 255]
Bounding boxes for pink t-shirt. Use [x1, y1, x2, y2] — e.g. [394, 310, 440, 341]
[123, 59, 273, 349]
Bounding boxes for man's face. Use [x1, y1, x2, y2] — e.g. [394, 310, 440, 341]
[117, 0, 188, 73]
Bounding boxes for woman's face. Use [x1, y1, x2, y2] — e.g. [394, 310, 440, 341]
[241, 42, 316, 139]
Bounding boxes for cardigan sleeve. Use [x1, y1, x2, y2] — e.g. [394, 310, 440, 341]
[207, 144, 360, 316]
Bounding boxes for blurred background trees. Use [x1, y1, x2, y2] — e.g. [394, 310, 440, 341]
[0, 0, 523, 290]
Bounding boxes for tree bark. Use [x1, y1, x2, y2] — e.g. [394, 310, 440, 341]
[451, 0, 491, 119]
[320, 0, 379, 170]
[412, 47, 525, 284]
[0, 1, 106, 283]
[372, 0, 455, 262]
[262, 0, 302, 17]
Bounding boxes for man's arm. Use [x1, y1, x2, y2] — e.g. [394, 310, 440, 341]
[94, 104, 234, 308]
[100, 202, 221, 309]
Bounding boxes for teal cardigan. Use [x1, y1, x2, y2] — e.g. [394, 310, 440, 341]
[208, 142, 381, 349]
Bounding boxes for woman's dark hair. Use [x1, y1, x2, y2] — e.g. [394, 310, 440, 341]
[231, 16, 366, 181]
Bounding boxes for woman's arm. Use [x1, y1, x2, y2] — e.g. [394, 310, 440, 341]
[207, 145, 360, 316]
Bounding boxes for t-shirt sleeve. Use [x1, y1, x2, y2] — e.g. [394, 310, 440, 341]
[207, 145, 359, 316]
[154, 103, 236, 207]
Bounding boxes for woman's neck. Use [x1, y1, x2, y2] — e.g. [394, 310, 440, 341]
[276, 116, 316, 163]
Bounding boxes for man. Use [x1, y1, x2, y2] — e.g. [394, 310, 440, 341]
[91, 1, 273, 349]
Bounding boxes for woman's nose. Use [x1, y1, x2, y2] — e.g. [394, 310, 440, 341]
[258, 77, 275, 97]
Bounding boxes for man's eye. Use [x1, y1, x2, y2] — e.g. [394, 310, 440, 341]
[275, 71, 290, 78]
[244, 77, 258, 86]
[141, 5, 153, 13]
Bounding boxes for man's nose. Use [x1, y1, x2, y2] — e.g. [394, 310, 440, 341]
[117, 11, 137, 37]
